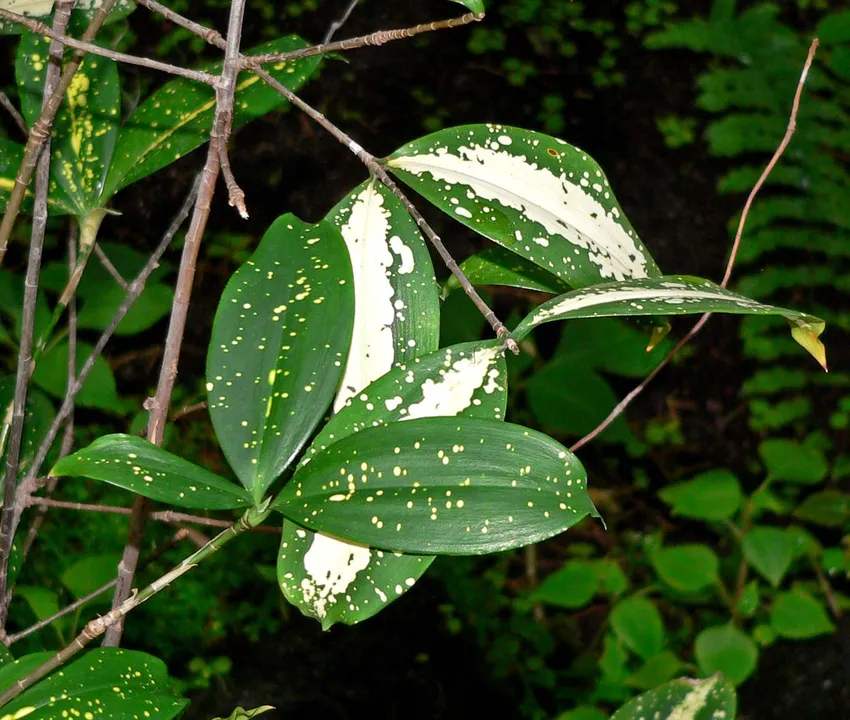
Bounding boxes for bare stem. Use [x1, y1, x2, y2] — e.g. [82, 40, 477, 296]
[0, 91, 27, 136]
[570, 38, 820, 454]
[323, 0, 361, 44]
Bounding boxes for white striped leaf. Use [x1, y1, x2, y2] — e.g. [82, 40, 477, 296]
[612, 674, 736, 720]
[274, 418, 595, 555]
[279, 339, 506, 628]
[513, 275, 827, 369]
[207, 214, 354, 504]
[387, 124, 662, 289]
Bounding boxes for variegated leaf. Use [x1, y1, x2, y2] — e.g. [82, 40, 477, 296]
[513, 275, 827, 369]
[612, 674, 736, 720]
[16, 30, 120, 213]
[387, 124, 662, 289]
[279, 339, 506, 628]
[442, 246, 569, 298]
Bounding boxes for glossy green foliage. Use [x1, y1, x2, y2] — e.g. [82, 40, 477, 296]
[0, 649, 187, 719]
[103, 36, 321, 197]
[50, 433, 252, 509]
[450, 0, 485, 13]
[387, 124, 662, 290]
[442, 247, 568, 297]
[275, 418, 596, 554]
[612, 675, 737, 720]
[207, 214, 354, 502]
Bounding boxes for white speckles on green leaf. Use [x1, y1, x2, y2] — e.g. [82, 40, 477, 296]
[611, 674, 737, 720]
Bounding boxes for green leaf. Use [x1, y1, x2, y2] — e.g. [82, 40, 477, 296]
[609, 596, 665, 660]
[275, 418, 596, 555]
[592, 559, 629, 597]
[770, 589, 835, 639]
[60, 553, 122, 601]
[0, 649, 187, 719]
[213, 707, 275, 720]
[758, 439, 829, 485]
[650, 543, 720, 593]
[387, 125, 662, 290]
[16, 31, 120, 212]
[279, 341, 506, 627]
[792, 490, 850, 528]
[50, 433, 253, 510]
[512, 275, 826, 369]
[0, 378, 54, 476]
[611, 675, 737, 720]
[743, 526, 794, 587]
[78, 282, 172, 335]
[694, 624, 758, 686]
[624, 650, 685, 690]
[207, 214, 353, 502]
[555, 709, 608, 720]
[103, 36, 321, 197]
[0, 135, 75, 214]
[816, 10, 850, 44]
[533, 560, 598, 608]
[32, 340, 124, 414]
[737, 580, 760, 618]
[449, 0, 485, 14]
[658, 469, 742, 522]
[15, 585, 59, 624]
[442, 247, 568, 297]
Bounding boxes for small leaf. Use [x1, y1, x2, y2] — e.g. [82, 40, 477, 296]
[442, 247, 568, 297]
[770, 589, 835, 639]
[737, 580, 760, 618]
[592, 559, 629, 597]
[658, 469, 742, 522]
[742, 526, 794, 587]
[275, 418, 597, 555]
[792, 490, 850, 528]
[624, 650, 685, 690]
[609, 595, 665, 660]
[611, 675, 737, 720]
[694, 624, 759, 686]
[758, 438, 828, 485]
[512, 276, 826, 370]
[50, 434, 253, 510]
[388, 125, 662, 290]
[103, 36, 321, 197]
[0, 649, 187, 719]
[533, 560, 598, 608]
[212, 707, 275, 720]
[650, 543, 720, 593]
[207, 214, 354, 502]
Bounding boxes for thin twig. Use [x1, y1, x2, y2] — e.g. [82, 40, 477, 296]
[218, 139, 248, 218]
[0, 9, 215, 86]
[170, 400, 208, 422]
[94, 244, 128, 290]
[0, 91, 27, 136]
[0, 1, 73, 633]
[0, 0, 118, 268]
[104, 0, 250, 648]
[570, 38, 820, 454]
[323, 0, 361, 44]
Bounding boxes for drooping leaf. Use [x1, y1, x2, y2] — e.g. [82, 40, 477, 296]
[280, 341, 506, 627]
[650, 543, 720, 593]
[275, 418, 595, 555]
[609, 596, 665, 660]
[758, 438, 828, 485]
[533, 560, 598, 608]
[103, 36, 321, 197]
[743, 526, 794, 587]
[442, 247, 568, 297]
[207, 214, 354, 502]
[611, 675, 737, 720]
[0, 649, 187, 719]
[512, 275, 827, 368]
[387, 124, 662, 290]
[50, 433, 253, 510]
[658, 469, 742, 522]
[17, 30, 121, 213]
[694, 624, 758, 686]
[325, 178, 439, 412]
[770, 589, 835, 639]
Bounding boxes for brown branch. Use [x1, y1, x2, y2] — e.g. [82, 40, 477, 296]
[170, 400, 208, 422]
[94, 243, 128, 290]
[569, 38, 820, 454]
[0, 91, 27, 136]
[0, 9, 215, 86]
[0, 0, 118, 268]
[323, 0, 361, 44]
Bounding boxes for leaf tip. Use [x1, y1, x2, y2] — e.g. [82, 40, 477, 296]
[790, 323, 827, 371]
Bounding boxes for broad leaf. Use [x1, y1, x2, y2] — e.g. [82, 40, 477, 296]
[50, 433, 253, 510]
[275, 417, 595, 555]
[442, 247, 568, 297]
[694, 624, 758, 686]
[659, 469, 742, 522]
[17, 31, 121, 213]
[103, 36, 321, 197]
[650, 543, 720, 593]
[60, 553, 122, 601]
[610, 596, 665, 660]
[758, 438, 828, 485]
[387, 124, 662, 289]
[770, 589, 835, 639]
[611, 675, 737, 720]
[207, 214, 354, 502]
[743, 526, 794, 587]
[533, 560, 598, 609]
[0, 649, 186, 719]
[512, 275, 827, 369]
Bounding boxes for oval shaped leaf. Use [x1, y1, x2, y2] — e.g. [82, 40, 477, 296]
[513, 275, 826, 368]
[743, 526, 794, 587]
[610, 595, 665, 660]
[17, 31, 120, 213]
[103, 36, 321, 197]
[50, 433, 252, 510]
[0, 648, 186, 719]
[650, 543, 720, 593]
[611, 674, 737, 720]
[275, 417, 595, 555]
[694, 624, 758, 686]
[387, 124, 662, 288]
[207, 214, 354, 501]
[658, 469, 742, 522]
[770, 589, 835, 639]
[533, 559, 599, 609]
